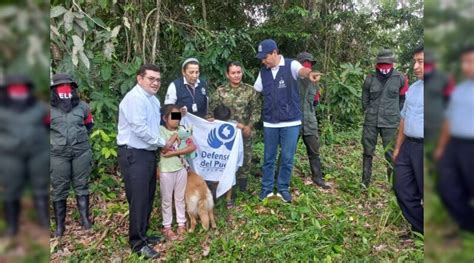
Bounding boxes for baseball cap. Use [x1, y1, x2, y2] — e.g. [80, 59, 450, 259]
[256, 39, 278, 60]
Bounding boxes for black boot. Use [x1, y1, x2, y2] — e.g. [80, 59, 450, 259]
[33, 195, 50, 229]
[53, 200, 66, 237]
[76, 195, 92, 230]
[237, 177, 248, 193]
[310, 158, 330, 189]
[3, 200, 20, 237]
[309, 157, 331, 189]
[362, 155, 373, 188]
[387, 167, 394, 182]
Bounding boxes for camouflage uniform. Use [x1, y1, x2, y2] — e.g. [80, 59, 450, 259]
[50, 73, 93, 237]
[361, 49, 407, 187]
[295, 51, 330, 189]
[0, 75, 50, 236]
[209, 82, 262, 190]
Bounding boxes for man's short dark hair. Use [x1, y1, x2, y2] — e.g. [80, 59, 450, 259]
[413, 45, 424, 56]
[213, 104, 231, 121]
[136, 64, 160, 76]
[460, 44, 474, 56]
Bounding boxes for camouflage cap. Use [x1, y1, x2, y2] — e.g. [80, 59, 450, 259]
[1, 74, 34, 89]
[376, 48, 396, 64]
[50, 73, 78, 89]
[296, 52, 316, 64]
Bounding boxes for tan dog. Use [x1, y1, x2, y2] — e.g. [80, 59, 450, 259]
[185, 171, 216, 232]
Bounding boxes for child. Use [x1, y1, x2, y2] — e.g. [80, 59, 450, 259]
[159, 104, 196, 240]
[209, 104, 245, 209]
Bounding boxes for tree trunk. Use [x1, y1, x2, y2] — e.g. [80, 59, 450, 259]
[201, 0, 207, 28]
[151, 0, 162, 64]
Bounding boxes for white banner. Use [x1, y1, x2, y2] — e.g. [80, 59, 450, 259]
[180, 113, 243, 198]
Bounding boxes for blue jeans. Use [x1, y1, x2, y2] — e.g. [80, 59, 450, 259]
[261, 125, 300, 193]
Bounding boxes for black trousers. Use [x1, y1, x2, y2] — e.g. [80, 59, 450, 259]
[118, 146, 157, 251]
[394, 138, 424, 234]
[302, 134, 321, 161]
[437, 138, 474, 232]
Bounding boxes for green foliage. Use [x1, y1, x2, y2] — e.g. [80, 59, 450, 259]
[49, 1, 424, 261]
[319, 62, 365, 132]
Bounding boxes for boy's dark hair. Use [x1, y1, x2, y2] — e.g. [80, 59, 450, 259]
[161, 104, 180, 122]
[226, 61, 242, 73]
[460, 44, 474, 56]
[213, 104, 231, 121]
[136, 64, 160, 76]
[413, 45, 424, 56]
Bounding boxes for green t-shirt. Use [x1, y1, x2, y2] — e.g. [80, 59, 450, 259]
[159, 126, 185, 173]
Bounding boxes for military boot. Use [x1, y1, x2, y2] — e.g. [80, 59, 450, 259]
[53, 200, 66, 237]
[310, 158, 330, 189]
[237, 177, 248, 193]
[362, 155, 373, 188]
[3, 200, 20, 237]
[76, 195, 92, 230]
[33, 195, 50, 229]
[387, 166, 394, 182]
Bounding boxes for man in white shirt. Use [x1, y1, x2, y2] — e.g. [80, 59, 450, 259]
[117, 64, 172, 259]
[254, 39, 321, 203]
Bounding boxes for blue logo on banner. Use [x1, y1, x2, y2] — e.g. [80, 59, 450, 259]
[207, 124, 235, 150]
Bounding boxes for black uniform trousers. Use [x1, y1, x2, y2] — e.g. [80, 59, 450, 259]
[118, 146, 157, 251]
[393, 137, 424, 234]
[437, 138, 474, 232]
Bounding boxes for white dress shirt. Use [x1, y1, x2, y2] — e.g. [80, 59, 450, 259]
[117, 84, 165, 150]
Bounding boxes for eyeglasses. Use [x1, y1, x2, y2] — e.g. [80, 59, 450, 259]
[143, 76, 161, 83]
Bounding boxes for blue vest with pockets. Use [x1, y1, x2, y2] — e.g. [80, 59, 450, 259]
[261, 58, 301, 123]
[173, 78, 208, 118]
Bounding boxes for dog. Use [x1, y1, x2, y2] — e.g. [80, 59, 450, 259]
[185, 171, 216, 232]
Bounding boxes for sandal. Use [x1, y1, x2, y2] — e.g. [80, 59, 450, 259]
[162, 227, 178, 241]
[177, 225, 187, 235]
[226, 200, 235, 209]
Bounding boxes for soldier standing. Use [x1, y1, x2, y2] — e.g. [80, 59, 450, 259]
[295, 52, 329, 189]
[424, 50, 455, 142]
[0, 75, 50, 236]
[50, 73, 94, 237]
[209, 61, 262, 194]
[361, 48, 408, 187]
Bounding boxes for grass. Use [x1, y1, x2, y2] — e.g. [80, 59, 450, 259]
[424, 162, 474, 263]
[50, 127, 424, 262]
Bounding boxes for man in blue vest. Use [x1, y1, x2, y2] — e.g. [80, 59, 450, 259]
[165, 58, 208, 118]
[254, 39, 322, 203]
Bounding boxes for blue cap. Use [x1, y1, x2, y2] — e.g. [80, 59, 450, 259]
[256, 39, 277, 60]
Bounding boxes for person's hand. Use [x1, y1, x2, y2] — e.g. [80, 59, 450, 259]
[161, 148, 168, 155]
[308, 72, 322, 83]
[164, 139, 174, 150]
[236, 122, 245, 129]
[434, 147, 445, 161]
[242, 125, 251, 138]
[207, 118, 215, 122]
[392, 148, 400, 162]
[180, 106, 188, 116]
